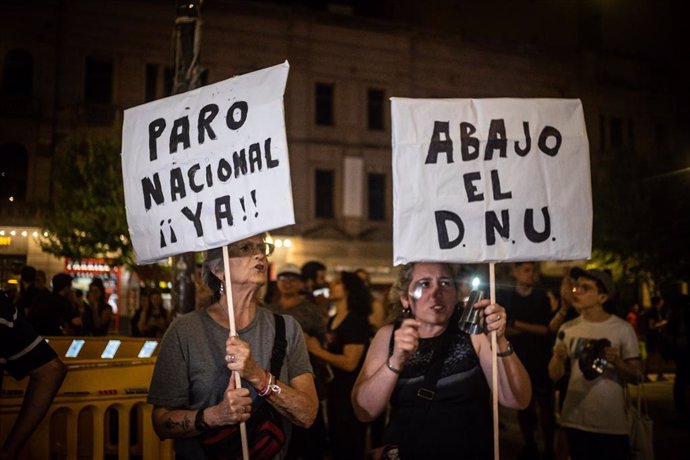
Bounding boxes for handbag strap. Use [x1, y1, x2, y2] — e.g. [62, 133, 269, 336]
[626, 373, 650, 418]
[270, 314, 287, 376]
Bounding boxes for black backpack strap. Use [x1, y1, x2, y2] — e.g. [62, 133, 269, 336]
[270, 314, 287, 376]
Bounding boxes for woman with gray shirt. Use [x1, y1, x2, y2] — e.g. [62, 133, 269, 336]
[148, 234, 318, 459]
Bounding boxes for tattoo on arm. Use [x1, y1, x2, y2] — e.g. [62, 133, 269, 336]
[163, 414, 193, 433]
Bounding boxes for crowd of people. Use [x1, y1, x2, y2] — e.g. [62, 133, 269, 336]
[9, 265, 114, 337]
[4, 244, 690, 460]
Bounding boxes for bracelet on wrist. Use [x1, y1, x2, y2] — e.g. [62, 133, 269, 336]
[258, 372, 281, 397]
[496, 341, 514, 358]
[386, 357, 402, 375]
[258, 372, 273, 397]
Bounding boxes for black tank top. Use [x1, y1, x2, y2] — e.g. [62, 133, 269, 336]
[384, 327, 492, 459]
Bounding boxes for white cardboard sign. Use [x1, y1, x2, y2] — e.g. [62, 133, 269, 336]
[122, 62, 293, 264]
[392, 98, 592, 265]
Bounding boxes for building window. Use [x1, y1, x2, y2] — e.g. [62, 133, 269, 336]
[315, 169, 334, 218]
[0, 143, 28, 202]
[315, 83, 334, 126]
[368, 173, 386, 221]
[146, 64, 175, 102]
[84, 57, 113, 104]
[367, 88, 385, 131]
[2, 49, 33, 96]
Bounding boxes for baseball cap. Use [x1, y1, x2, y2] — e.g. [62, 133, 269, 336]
[277, 263, 302, 279]
[570, 267, 615, 297]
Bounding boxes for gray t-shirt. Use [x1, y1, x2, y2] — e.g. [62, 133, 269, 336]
[265, 299, 326, 337]
[147, 307, 313, 459]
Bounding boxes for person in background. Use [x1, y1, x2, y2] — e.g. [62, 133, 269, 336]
[27, 273, 81, 336]
[88, 278, 112, 336]
[547, 271, 578, 460]
[353, 262, 531, 459]
[355, 268, 389, 448]
[136, 289, 171, 338]
[14, 265, 38, 318]
[147, 234, 317, 459]
[626, 303, 640, 336]
[301, 260, 330, 319]
[497, 261, 556, 460]
[34, 270, 49, 293]
[356, 268, 386, 331]
[666, 294, 690, 417]
[73, 288, 94, 336]
[1, 290, 67, 460]
[266, 263, 329, 460]
[549, 268, 640, 460]
[641, 295, 668, 381]
[306, 272, 372, 460]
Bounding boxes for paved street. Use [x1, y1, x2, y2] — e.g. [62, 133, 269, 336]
[497, 376, 689, 460]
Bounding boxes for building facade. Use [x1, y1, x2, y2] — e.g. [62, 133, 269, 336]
[1, 0, 686, 291]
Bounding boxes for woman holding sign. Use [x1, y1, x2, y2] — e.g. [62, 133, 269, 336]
[147, 234, 318, 460]
[352, 262, 531, 459]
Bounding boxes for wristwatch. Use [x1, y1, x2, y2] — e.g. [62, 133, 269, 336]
[496, 341, 514, 357]
[195, 408, 210, 432]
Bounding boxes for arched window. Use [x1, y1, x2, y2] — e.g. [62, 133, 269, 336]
[0, 143, 28, 202]
[2, 49, 34, 96]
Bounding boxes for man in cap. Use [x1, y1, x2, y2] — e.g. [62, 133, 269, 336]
[27, 273, 81, 336]
[265, 263, 329, 458]
[548, 268, 640, 460]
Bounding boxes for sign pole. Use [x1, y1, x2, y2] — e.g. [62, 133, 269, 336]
[490, 262, 499, 460]
[222, 246, 250, 460]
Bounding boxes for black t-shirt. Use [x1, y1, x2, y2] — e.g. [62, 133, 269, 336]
[325, 312, 370, 392]
[497, 287, 553, 389]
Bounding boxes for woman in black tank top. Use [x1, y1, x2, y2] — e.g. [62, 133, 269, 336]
[352, 262, 532, 459]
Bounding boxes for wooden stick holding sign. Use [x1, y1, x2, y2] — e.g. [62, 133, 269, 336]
[490, 263, 499, 460]
[222, 246, 250, 460]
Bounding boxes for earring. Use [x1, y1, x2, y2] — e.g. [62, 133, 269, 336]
[402, 307, 412, 318]
[220, 283, 225, 295]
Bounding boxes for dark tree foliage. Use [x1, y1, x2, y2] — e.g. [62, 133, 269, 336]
[592, 149, 690, 283]
[39, 136, 134, 266]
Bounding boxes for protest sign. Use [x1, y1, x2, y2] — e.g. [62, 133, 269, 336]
[392, 98, 592, 265]
[122, 62, 293, 264]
